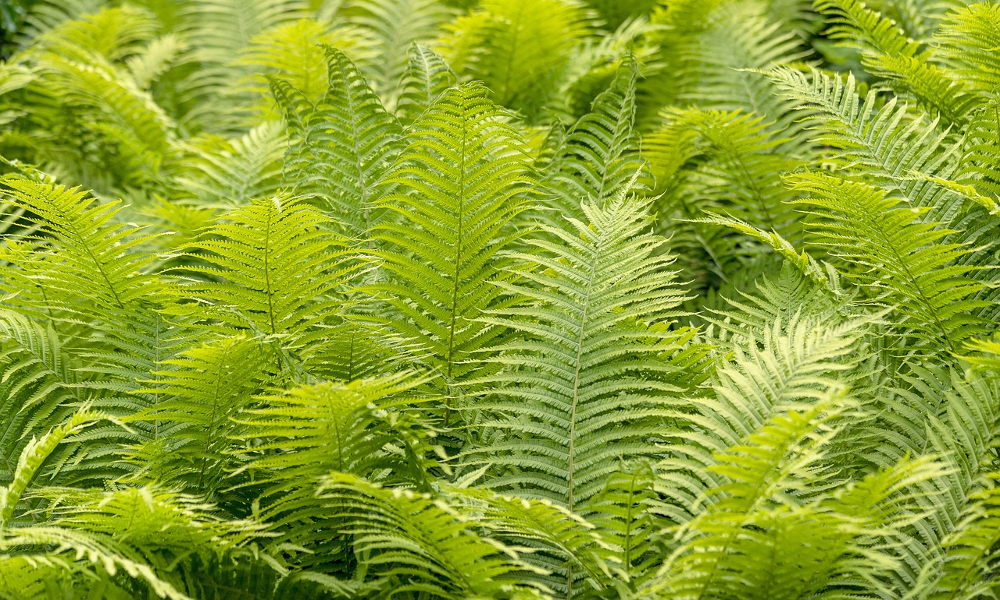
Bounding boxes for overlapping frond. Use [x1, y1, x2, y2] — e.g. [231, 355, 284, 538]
[316, 472, 544, 597]
[788, 172, 987, 352]
[126, 335, 268, 496]
[170, 195, 350, 362]
[540, 63, 650, 220]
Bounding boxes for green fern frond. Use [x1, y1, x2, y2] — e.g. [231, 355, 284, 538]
[127, 335, 268, 497]
[588, 462, 659, 584]
[174, 121, 285, 208]
[931, 472, 1000, 599]
[273, 46, 403, 239]
[817, 0, 980, 126]
[238, 373, 434, 491]
[394, 43, 457, 125]
[338, 0, 456, 107]
[936, 3, 1000, 102]
[176, 0, 308, 132]
[0, 174, 160, 318]
[437, 0, 591, 121]
[0, 408, 106, 532]
[0, 311, 84, 492]
[170, 195, 350, 353]
[316, 472, 544, 597]
[446, 484, 613, 596]
[366, 82, 535, 421]
[787, 172, 987, 352]
[238, 19, 374, 113]
[655, 315, 866, 526]
[765, 67, 961, 217]
[540, 62, 650, 219]
[470, 197, 689, 512]
[651, 394, 903, 600]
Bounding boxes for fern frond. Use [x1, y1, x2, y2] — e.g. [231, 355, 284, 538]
[788, 172, 987, 352]
[273, 47, 403, 239]
[446, 484, 614, 596]
[238, 19, 373, 113]
[655, 315, 867, 526]
[937, 3, 1000, 102]
[177, 0, 307, 133]
[541, 62, 650, 219]
[238, 373, 434, 493]
[0, 174, 160, 318]
[394, 43, 457, 125]
[127, 335, 268, 497]
[470, 197, 690, 512]
[437, 0, 591, 121]
[171, 195, 349, 353]
[817, 0, 980, 126]
[316, 472, 544, 597]
[0, 408, 106, 532]
[588, 462, 659, 585]
[339, 0, 456, 107]
[765, 67, 960, 215]
[173, 121, 285, 208]
[0, 311, 83, 491]
[651, 394, 913, 599]
[366, 82, 535, 421]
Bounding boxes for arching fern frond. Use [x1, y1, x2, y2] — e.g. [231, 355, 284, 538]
[0, 174, 159, 319]
[126, 335, 268, 497]
[788, 172, 987, 353]
[170, 195, 350, 368]
[765, 67, 960, 216]
[394, 43, 457, 125]
[817, 0, 980, 126]
[316, 472, 544, 597]
[540, 62, 650, 220]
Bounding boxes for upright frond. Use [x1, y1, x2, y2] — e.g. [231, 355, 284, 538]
[273, 47, 403, 239]
[471, 197, 691, 513]
[367, 82, 535, 421]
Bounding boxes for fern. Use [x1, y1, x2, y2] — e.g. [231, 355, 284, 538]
[366, 82, 535, 423]
[394, 43, 457, 125]
[316, 472, 543, 597]
[540, 62, 650, 220]
[168, 195, 350, 369]
[437, 0, 591, 121]
[127, 335, 268, 497]
[788, 172, 987, 352]
[273, 47, 402, 239]
[470, 197, 690, 512]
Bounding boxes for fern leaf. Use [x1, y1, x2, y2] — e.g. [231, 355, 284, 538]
[127, 336, 268, 496]
[541, 62, 650, 218]
[471, 197, 689, 513]
[788, 172, 987, 352]
[171, 195, 349, 352]
[273, 46, 403, 239]
[316, 472, 544, 597]
[366, 82, 535, 422]
[394, 43, 457, 125]
[0, 174, 159, 317]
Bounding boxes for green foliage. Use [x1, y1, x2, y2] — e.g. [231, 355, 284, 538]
[0, 0, 998, 598]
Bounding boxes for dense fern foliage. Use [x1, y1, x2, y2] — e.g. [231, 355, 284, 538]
[0, 0, 998, 598]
